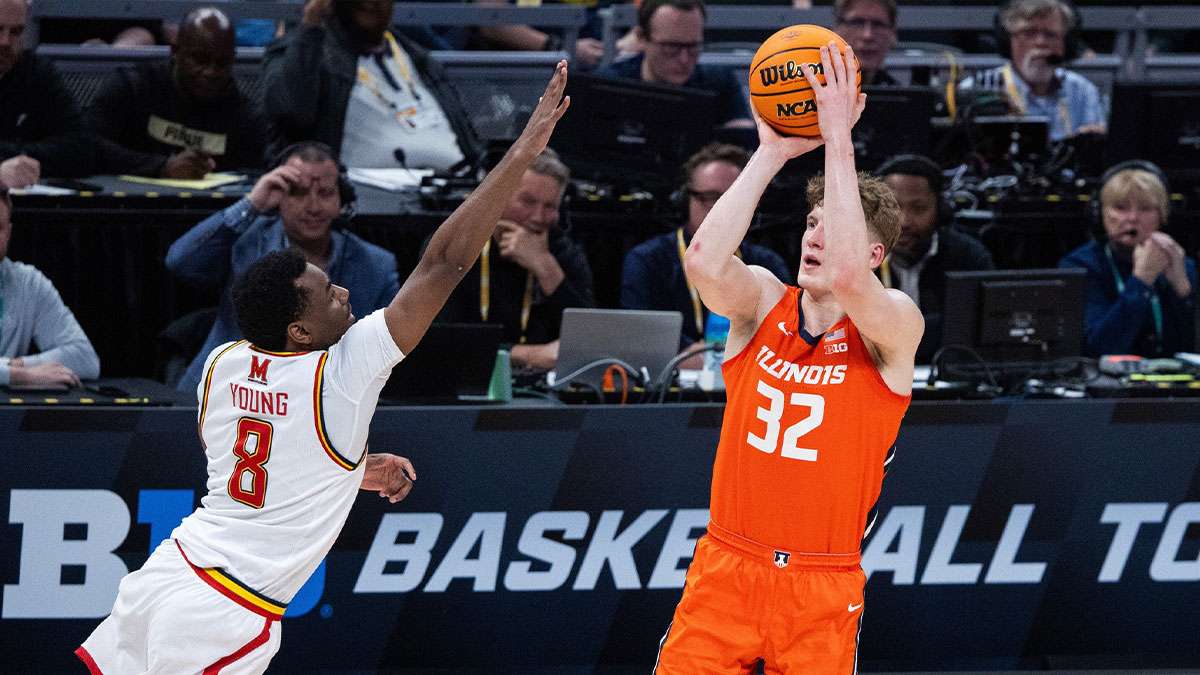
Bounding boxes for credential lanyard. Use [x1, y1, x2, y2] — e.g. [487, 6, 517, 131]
[356, 31, 424, 124]
[1105, 243, 1163, 346]
[480, 241, 534, 344]
[675, 227, 739, 336]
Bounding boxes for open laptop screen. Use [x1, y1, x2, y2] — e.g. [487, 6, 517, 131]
[554, 308, 683, 390]
[381, 323, 503, 404]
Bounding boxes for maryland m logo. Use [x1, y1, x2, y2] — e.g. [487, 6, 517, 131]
[248, 355, 271, 385]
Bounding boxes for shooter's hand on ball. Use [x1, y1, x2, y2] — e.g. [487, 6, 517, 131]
[802, 42, 867, 143]
[752, 106, 825, 161]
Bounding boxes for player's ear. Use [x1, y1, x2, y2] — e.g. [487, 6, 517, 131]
[868, 242, 886, 270]
[287, 321, 312, 347]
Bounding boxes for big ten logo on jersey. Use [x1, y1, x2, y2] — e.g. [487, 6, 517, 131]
[824, 326, 848, 355]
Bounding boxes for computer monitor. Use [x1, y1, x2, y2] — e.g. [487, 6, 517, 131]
[381, 323, 503, 404]
[941, 268, 1086, 381]
[1106, 82, 1200, 184]
[552, 74, 718, 197]
[855, 85, 941, 171]
[967, 114, 1051, 169]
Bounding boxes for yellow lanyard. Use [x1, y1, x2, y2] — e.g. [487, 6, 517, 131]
[356, 32, 424, 124]
[675, 228, 739, 336]
[479, 241, 535, 344]
[1001, 63, 1071, 136]
[878, 255, 893, 288]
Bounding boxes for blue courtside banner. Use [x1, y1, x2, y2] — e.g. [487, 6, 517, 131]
[1, 402, 1198, 673]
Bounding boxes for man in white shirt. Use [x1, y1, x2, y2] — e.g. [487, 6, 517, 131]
[263, 0, 483, 173]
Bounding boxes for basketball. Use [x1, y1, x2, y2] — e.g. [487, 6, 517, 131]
[748, 24, 861, 136]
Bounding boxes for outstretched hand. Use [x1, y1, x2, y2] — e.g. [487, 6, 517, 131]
[361, 453, 417, 504]
[511, 60, 571, 159]
[800, 42, 867, 144]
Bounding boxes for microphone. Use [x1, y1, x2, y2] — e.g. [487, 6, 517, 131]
[394, 148, 420, 185]
[1046, 53, 1065, 66]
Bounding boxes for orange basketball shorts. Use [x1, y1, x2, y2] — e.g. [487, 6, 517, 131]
[654, 525, 867, 675]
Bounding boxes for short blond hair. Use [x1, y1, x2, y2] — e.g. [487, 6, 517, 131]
[1100, 168, 1167, 225]
[806, 172, 902, 255]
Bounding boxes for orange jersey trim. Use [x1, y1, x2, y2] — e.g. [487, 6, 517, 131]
[176, 541, 286, 620]
[312, 353, 362, 471]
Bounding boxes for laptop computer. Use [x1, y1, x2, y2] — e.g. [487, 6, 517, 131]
[381, 323, 503, 404]
[553, 308, 684, 391]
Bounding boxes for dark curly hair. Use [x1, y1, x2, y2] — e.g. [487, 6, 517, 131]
[233, 250, 309, 351]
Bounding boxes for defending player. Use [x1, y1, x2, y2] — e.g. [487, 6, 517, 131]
[656, 44, 923, 673]
[76, 62, 571, 674]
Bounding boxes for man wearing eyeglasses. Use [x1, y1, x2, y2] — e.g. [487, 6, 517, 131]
[620, 143, 788, 366]
[595, 0, 752, 127]
[959, 0, 1105, 141]
[833, 0, 898, 87]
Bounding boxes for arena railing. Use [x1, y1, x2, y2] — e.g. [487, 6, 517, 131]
[26, 1, 589, 55]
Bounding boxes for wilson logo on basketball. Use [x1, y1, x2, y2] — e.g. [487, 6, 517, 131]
[757, 60, 821, 88]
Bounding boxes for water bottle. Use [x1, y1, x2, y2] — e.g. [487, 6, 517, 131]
[700, 312, 730, 391]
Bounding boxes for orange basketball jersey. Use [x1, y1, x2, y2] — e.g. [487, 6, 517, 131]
[710, 286, 910, 555]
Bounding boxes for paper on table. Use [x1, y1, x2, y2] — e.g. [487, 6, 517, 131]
[8, 184, 76, 196]
[117, 173, 245, 189]
[347, 167, 432, 192]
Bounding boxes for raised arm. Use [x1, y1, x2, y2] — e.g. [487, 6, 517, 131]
[682, 111, 824, 352]
[382, 63, 570, 354]
[802, 43, 922, 366]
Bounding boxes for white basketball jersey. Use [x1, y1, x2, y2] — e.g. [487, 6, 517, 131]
[171, 310, 403, 611]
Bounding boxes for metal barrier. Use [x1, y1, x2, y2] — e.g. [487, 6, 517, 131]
[26, 1, 1200, 80]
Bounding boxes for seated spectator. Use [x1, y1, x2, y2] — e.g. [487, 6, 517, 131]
[425, 148, 594, 371]
[595, 0, 752, 127]
[621, 143, 788, 365]
[86, 7, 267, 179]
[262, 0, 483, 173]
[957, 0, 1105, 141]
[165, 141, 400, 393]
[0, 184, 100, 387]
[833, 0, 899, 87]
[876, 154, 995, 363]
[0, 0, 94, 181]
[1059, 161, 1196, 358]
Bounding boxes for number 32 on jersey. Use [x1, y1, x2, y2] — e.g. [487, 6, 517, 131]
[746, 381, 824, 461]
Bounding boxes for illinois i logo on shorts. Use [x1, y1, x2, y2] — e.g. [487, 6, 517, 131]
[774, 550, 791, 568]
[248, 355, 271, 385]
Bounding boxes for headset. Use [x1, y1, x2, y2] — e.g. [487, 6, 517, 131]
[874, 154, 955, 229]
[270, 141, 357, 224]
[1089, 159, 1169, 239]
[993, 0, 1081, 63]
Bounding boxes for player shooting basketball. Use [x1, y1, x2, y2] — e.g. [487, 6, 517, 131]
[655, 43, 923, 672]
[76, 62, 571, 675]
